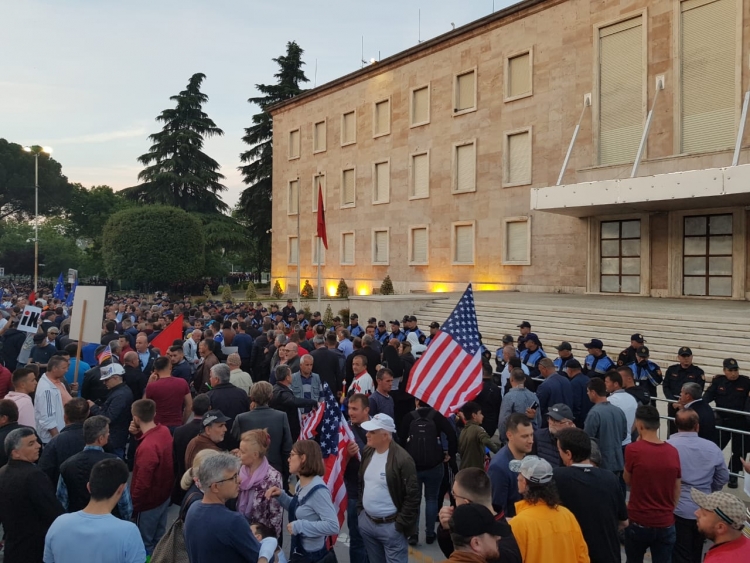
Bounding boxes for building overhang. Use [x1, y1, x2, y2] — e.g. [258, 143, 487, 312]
[531, 164, 750, 217]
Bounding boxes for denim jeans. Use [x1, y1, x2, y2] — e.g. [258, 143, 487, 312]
[624, 522, 676, 563]
[358, 512, 408, 563]
[136, 497, 171, 555]
[348, 498, 368, 563]
[414, 463, 444, 539]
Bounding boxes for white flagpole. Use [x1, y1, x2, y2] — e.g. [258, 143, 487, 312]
[317, 236, 322, 310]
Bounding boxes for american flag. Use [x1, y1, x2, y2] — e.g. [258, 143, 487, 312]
[299, 383, 357, 543]
[406, 284, 483, 416]
[98, 343, 113, 364]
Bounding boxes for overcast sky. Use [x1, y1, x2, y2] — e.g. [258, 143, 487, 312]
[2, 0, 512, 208]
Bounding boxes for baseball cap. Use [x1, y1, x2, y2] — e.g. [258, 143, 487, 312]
[449, 503, 506, 538]
[690, 488, 746, 530]
[630, 333, 646, 343]
[429, 322, 440, 329]
[547, 404, 574, 421]
[350, 313, 358, 320]
[332, 316, 341, 322]
[361, 413, 396, 433]
[377, 320, 386, 327]
[260, 308, 268, 313]
[33, 333, 46, 343]
[297, 310, 306, 315]
[723, 358, 739, 370]
[100, 363, 125, 380]
[554, 341, 572, 351]
[287, 299, 293, 303]
[517, 321, 531, 328]
[636, 345, 650, 357]
[502, 334, 514, 344]
[389, 320, 400, 326]
[408, 315, 417, 322]
[678, 346, 693, 357]
[202, 410, 231, 428]
[565, 359, 582, 370]
[287, 313, 295, 319]
[509, 455, 554, 484]
[367, 317, 377, 324]
[313, 311, 321, 317]
[525, 333, 540, 344]
[402, 315, 410, 322]
[584, 338, 603, 349]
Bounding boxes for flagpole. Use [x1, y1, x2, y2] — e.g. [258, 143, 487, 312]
[317, 236, 322, 310]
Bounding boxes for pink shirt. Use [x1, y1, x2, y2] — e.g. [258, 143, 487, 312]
[5, 391, 35, 427]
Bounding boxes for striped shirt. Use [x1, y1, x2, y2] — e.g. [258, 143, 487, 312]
[34, 375, 65, 444]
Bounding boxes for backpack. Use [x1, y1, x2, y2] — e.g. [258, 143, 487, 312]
[406, 410, 444, 468]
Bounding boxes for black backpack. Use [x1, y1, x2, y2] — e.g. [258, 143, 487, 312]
[406, 410, 443, 468]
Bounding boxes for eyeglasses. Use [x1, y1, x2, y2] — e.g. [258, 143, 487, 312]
[452, 490, 472, 504]
[213, 472, 239, 485]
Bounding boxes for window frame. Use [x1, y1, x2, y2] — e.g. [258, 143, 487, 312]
[312, 119, 327, 154]
[453, 67, 478, 116]
[372, 159, 391, 205]
[504, 48, 534, 102]
[408, 225, 430, 266]
[340, 166, 356, 209]
[408, 150, 431, 201]
[451, 139, 478, 194]
[451, 221, 476, 266]
[287, 178, 299, 216]
[341, 110, 357, 147]
[372, 97, 392, 138]
[502, 126, 533, 188]
[502, 216, 532, 266]
[311, 172, 326, 213]
[288, 128, 301, 160]
[340, 231, 356, 266]
[372, 227, 390, 265]
[410, 84, 431, 128]
[287, 235, 299, 266]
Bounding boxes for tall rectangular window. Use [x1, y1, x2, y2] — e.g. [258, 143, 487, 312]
[287, 236, 298, 265]
[312, 173, 325, 212]
[503, 217, 531, 265]
[411, 85, 430, 126]
[341, 168, 355, 208]
[599, 17, 643, 165]
[341, 232, 355, 265]
[453, 223, 475, 264]
[313, 120, 326, 153]
[683, 214, 733, 296]
[341, 111, 356, 145]
[288, 129, 300, 159]
[410, 227, 428, 265]
[373, 229, 389, 264]
[373, 160, 390, 204]
[453, 141, 477, 193]
[410, 152, 429, 199]
[506, 51, 532, 100]
[504, 129, 532, 186]
[287, 179, 299, 215]
[601, 219, 641, 293]
[455, 70, 477, 113]
[374, 99, 391, 137]
[681, 0, 735, 153]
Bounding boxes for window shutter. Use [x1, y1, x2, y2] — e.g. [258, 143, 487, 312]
[314, 121, 326, 151]
[599, 18, 642, 165]
[342, 112, 356, 144]
[412, 87, 429, 124]
[342, 233, 354, 264]
[289, 238, 298, 264]
[289, 130, 300, 158]
[506, 221, 529, 262]
[342, 169, 355, 205]
[508, 53, 531, 97]
[456, 143, 476, 192]
[312, 175, 325, 212]
[288, 180, 299, 214]
[375, 100, 390, 135]
[412, 153, 429, 197]
[412, 228, 428, 263]
[454, 225, 474, 263]
[374, 231, 388, 263]
[456, 71, 475, 111]
[374, 162, 389, 202]
[682, 0, 735, 153]
[508, 132, 531, 184]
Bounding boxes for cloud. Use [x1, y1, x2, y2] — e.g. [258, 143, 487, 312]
[51, 127, 148, 145]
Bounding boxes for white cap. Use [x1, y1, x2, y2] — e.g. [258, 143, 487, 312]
[100, 363, 125, 380]
[361, 413, 396, 433]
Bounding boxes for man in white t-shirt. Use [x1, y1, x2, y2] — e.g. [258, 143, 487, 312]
[358, 414, 419, 562]
[605, 370, 637, 445]
[349, 356, 374, 396]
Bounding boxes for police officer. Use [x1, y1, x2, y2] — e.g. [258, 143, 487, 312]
[424, 322, 439, 346]
[628, 345, 662, 401]
[405, 315, 424, 341]
[495, 334, 515, 372]
[281, 298, 296, 320]
[582, 338, 615, 379]
[617, 365, 651, 406]
[310, 311, 323, 327]
[388, 320, 406, 342]
[703, 358, 750, 488]
[664, 346, 705, 434]
[296, 310, 310, 331]
[553, 341, 576, 374]
[516, 321, 532, 353]
[346, 313, 364, 339]
[375, 320, 390, 346]
[520, 333, 547, 389]
[618, 333, 646, 366]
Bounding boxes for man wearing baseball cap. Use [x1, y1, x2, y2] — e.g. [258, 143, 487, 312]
[532, 404, 575, 467]
[425, 322, 440, 346]
[88, 363, 134, 460]
[692, 488, 750, 560]
[618, 333, 646, 367]
[508, 456, 589, 562]
[583, 338, 615, 378]
[519, 334, 547, 388]
[516, 321, 532, 353]
[184, 410, 230, 467]
[552, 342, 576, 374]
[441, 503, 506, 563]
[628, 345, 663, 401]
[358, 413, 419, 562]
[347, 313, 364, 339]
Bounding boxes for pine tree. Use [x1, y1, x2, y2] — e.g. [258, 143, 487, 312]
[301, 280, 314, 299]
[203, 284, 213, 300]
[124, 73, 228, 214]
[272, 280, 284, 299]
[380, 275, 394, 295]
[336, 279, 349, 299]
[237, 42, 309, 276]
[322, 304, 334, 327]
[245, 281, 257, 300]
[221, 285, 233, 303]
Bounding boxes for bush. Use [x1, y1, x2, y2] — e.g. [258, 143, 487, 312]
[301, 280, 314, 299]
[338, 307, 350, 327]
[302, 304, 312, 320]
[323, 304, 334, 327]
[221, 285, 233, 303]
[380, 274, 394, 295]
[272, 280, 284, 299]
[336, 278, 349, 299]
[203, 284, 213, 300]
[245, 281, 257, 300]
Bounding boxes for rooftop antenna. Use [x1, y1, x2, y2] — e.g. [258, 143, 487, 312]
[418, 9, 421, 43]
[451, 22, 455, 30]
[361, 36, 368, 68]
[314, 59, 318, 88]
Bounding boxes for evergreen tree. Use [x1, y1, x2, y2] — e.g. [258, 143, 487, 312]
[124, 73, 228, 213]
[237, 42, 309, 275]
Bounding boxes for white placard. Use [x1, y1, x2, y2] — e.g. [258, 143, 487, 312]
[68, 286, 107, 344]
[18, 305, 42, 333]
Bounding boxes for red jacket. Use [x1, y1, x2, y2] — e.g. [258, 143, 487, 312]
[0, 365, 11, 399]
[131, 424, 174, 513]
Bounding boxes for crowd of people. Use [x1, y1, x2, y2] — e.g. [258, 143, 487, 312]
[0, 287, 748, 563]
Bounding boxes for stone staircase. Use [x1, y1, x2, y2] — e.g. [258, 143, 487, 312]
[414, 292, 750, 379]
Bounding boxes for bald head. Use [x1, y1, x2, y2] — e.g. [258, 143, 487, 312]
[675, 408, 700, 432]
[123, 351, 139, 368]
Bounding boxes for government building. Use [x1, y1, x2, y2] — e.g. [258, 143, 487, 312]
[270, 0, 750, 301]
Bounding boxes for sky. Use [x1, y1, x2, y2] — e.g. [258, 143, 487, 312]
[1, 0, 514, 208]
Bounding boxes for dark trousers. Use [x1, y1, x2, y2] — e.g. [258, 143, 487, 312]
[716, 417, 749, 473]
[415, 463, 444, 539]
[673, 515, 704, 563]
[624, 523, 676, 563]
[348, 497, 368, 563]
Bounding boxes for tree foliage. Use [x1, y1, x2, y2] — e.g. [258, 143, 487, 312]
[301, 279, 314, 299]
[336, 278, 349, 299]
[380, 275, 394, 295]
[272, 280, 284, 299]
[0, 219, 87, 277]
[123, 73, 228, 214]
[101, 205, 205, 284]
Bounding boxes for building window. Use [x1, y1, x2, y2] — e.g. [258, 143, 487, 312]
[505, 50, 533, 101]
[411, 85, 430, 127]
[452, 222, 475, 265]
[503, 217, 531, 265]
[288, 129, 300, 160]
[373, 99, 391, 137]
[372, 229, 389, 265]
[504, 128, 532, 186]
[409, 151, 430, 199]
[409, 227, 429, 265]
[287, 236, 298, 265]
[599, 17, 643, 166]
[341, 232, 355, 265]
[312, 237, 325, 265]
[312, 173, 326, 212]
[600, 219, 641, 293]
[313, 120, 326, 153]
[341, 167, 356, 208]
[453, 140, 477, 193]
[341, 111, 356, 146]
[683, 214, 733, 296]
[287, 179, 299, 215]
[454, 69, 477, 114]
[681, 0, 735, 153]
[373, 160, 390, 204]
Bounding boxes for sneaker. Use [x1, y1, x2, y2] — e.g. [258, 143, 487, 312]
[408, 535, 418, 546]
[728, 475, 738, 489]
[426, 535, 436, 545]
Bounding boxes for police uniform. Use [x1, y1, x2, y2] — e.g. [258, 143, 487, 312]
[347, 324, 364, 338]
[553, 341, 576, 374]
[618, 333, 646, 367]
[703, 358, 750, 478]
[584, 353, 615, 378]
[520, 334, 547, 387]
[297, 318, 310, 330]
[375, 328, 390, 345]
[628, 346, 663, 399]
[664, 348, 705, 402]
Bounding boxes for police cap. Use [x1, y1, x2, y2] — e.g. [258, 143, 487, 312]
[723, 358, 739, 370]
[554, 341, 572, 351]
[636, 346, 649, 357]
[630, 334, 646, 343]
[678, 347, 692, 357]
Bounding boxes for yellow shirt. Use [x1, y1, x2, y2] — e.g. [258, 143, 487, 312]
[510, 499, 590, 563]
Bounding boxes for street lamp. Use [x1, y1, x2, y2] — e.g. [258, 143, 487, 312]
[22, 145, 53, 295]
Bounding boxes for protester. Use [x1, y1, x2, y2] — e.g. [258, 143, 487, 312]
[497, 368, 541, 439]
[180, 449, 221, 517]
[488, 413, 534, 517]
[206, 362, 249, 449]
[692, 489, 750, 561]
[185, 409, 229, 467]
[88, 362, 134, 460]
[344, 393, 370, 562]
[271, 364, 319, 441]
[37, 397, 88, 484]
[441, 503, 506, 563]
[0, 399, 27, 468]
[227, 352, 253, 394]
[173, 392, 211, 501]
[531, 404, 576, 468]
[144, 355, 192, 430]
[6, 367, 37, 427]
[584, 377, 627, 474]
[368, 367, 395, 418]
[458, 401, 500, 470]
[34, 355, 71, 444]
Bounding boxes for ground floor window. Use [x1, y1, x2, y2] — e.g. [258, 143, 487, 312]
[683, 214, 732, 296]
[600, 219, 641, 293]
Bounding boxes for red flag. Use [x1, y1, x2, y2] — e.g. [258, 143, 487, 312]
[316, 183, 328, 250]
[28, 291, 36, 305]
[150, 314, 184, 355]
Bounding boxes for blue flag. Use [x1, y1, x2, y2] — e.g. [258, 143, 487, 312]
[65, 279, 78, 307]
[54, 273, 66, 301]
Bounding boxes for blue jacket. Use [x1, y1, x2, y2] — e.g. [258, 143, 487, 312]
[536, 373, 573, 426]
[584, 353, 615, 377]
[553, 355, 577, 374]
[628, 360, 663, 389]
[520, 348, 547, 378]
[568, 373, 592, 427]
[291, 372, 322, 402]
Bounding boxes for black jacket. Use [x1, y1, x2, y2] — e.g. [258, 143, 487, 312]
[123, 364, 147, 400]
[0, 460, 65, 563]
[437, 511, 522, 563]
[207, 383, 249, 450]
[172, 360, 193, 384]
[173, 418, 203, 501]
[81, 365, 109, 404]
[1, 328, 28, 371]
[270, 383, 318, 441]
[89, 382, 134, 450]
[59, 448, 121, 515]
[531, 428, 563, 468]
[310, 347, 344, 392]
[345, 347, 380, 380]
[140, 349, 159, 376]
[231, 406, 293, 479]
[0, 422, 36, 468]
[251, 333, 270, 380]
[37, 422, 86, 485]
[475, 379, 502, 436]
[687, 399, 718, 443]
